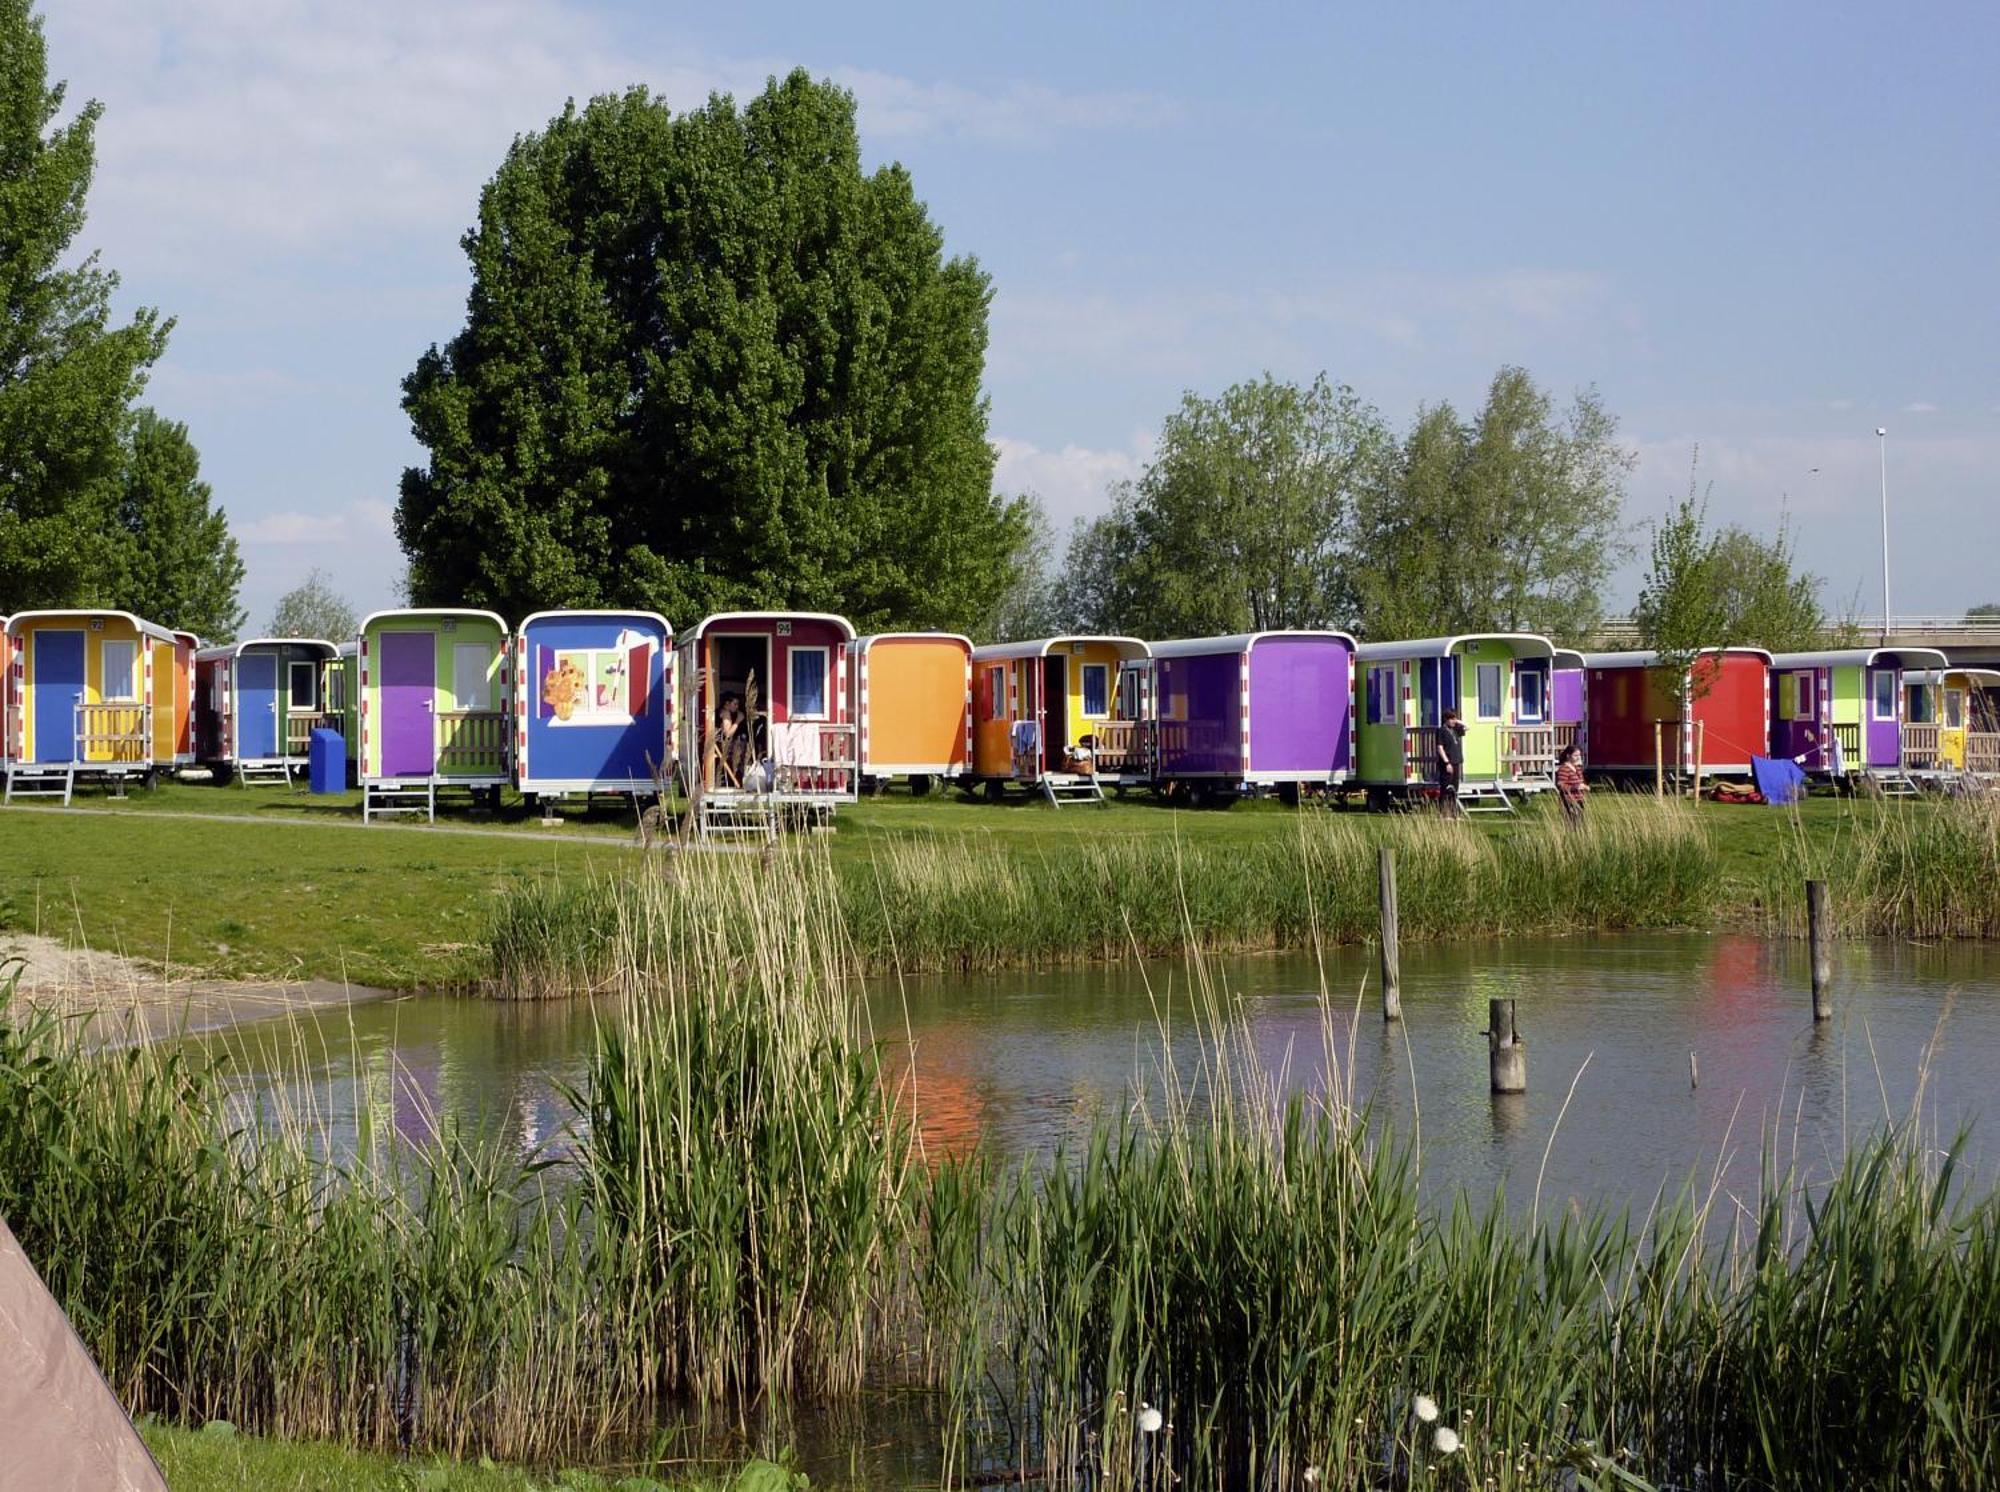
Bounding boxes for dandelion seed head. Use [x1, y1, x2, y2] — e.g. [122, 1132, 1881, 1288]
[1137, 1405, 1164, 1435]
[1435, 1427, 1462, 1455]
[1413, 1394, 1439, 1424]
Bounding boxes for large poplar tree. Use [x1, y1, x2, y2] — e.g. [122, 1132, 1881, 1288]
[399, 72, 1023, 632]
[0, 0, 171, 611]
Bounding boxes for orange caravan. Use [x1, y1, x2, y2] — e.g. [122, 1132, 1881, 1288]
[851, 633, 972, 794]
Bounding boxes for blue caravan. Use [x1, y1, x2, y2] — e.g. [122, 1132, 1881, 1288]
[514, 610, 675, 803]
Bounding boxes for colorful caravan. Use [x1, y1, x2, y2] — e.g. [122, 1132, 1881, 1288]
[515, 610, 674, 803]
[969, 636, 1152, 806]
[1768, 648, 1950, 786]
[3, 610, 178, 803]
[194, 639, 340, 784]
[851, 632, 972, 794]
[676, 612, 857, 826]
[1353, 634, 1559, 809]
[1582, 648, 1773, 781]
[1906, 667, 2000, 780]
[1552, 648, 1586, 756]
[334, 641, 358, 776]
[355, 610, 511, 820]
[1149, 630, 1357, 804]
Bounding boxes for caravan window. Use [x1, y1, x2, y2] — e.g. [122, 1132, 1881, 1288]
[1517, 668, 1545, 722]
[983, 664, 1007, 721]
[1366, 665, 1398, 725]
[1475, 663, 1503, 721]
[452, 644, 491, 712]
[1081, 663, 1110, 719]
[289, 660, 318, 711]
[328, 665, 347, 714]
[790, 647, 829, 720]
[1946, 690, 1966, 730]
[1871, 669, 1897, 721]
[100, 640, 138, 701]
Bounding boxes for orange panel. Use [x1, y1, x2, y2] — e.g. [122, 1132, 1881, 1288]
[865, 639, 969, 771]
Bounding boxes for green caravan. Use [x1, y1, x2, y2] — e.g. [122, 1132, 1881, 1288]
[1352, 634, 1559, 810]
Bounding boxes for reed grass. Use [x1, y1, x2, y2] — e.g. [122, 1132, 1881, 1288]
[489, 797, 1720, 994]
[6, 817, 1999, 1489]
[1760, 790, 2000, 938]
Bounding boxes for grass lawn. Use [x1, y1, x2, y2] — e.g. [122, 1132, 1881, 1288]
[1, 778, 1880, 987]
[141, 1421, 797, 1491]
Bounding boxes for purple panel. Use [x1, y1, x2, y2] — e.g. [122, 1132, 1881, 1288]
[1768, 668, 1826, 769]
[380, 631, 435, 777]
[1865, 669, 1901, 767]
[1247, 637, 1351, 775]
[1154, 653, 1242, 776]
[1552, 668, 1584, 726]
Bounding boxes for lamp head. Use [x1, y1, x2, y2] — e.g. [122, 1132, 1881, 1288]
[1876, 427, 1887, 437]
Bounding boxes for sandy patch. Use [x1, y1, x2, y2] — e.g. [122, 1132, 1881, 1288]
[1, 932, 393, 1044]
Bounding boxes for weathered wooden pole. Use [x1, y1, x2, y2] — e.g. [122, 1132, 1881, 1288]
[1688, 1049, 1700, 1089]
[1654, 721, 1665, 798]
[1488, 998, 1526, 1094]
[1806, 879, 1833, 1020]
[1378, 845, 1402, 1021]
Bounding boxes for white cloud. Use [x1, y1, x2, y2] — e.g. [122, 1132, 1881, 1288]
[1902, 400, 1939, 414]
[237, 498, 395, 549]
[834, 69, 1177, 145]
[993, 431, 1154, 526]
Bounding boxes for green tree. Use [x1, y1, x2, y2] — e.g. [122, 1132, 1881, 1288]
[988, 496, 1066, 642]
[1084, 374, 1388, 637]
[109, 409, 243, 641]
[268, 568, 359, 642]
[1968, 602, 2000, 620]
[1352, 367, 1631, 642]
[1632, 471, 1729, 686]
[398, 72, 1023, 634]
[1705, 518, 1825, 653]
[1049, 492, 1146, 635]
[0, 0, 171, 611]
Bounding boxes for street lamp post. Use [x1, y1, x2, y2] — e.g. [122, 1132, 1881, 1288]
[1876, 427, 1891, 641]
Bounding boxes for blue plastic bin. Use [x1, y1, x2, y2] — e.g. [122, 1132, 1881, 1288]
[309, 728, 347, 794]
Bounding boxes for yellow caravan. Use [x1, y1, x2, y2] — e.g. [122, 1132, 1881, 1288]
[4, 610, 178, 803]
[968, 636, 1150, 805]
[1907, 667, 2000, 779]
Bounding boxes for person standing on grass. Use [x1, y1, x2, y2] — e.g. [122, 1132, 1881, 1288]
[1436, 709, 1466, 817]
[1556, 742, 1588, 827]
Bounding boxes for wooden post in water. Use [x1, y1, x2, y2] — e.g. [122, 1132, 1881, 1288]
[1488, 998, 1526, 1094]
[1807, 879, 1833, 1020]
[1378, 845, 1402, 1021]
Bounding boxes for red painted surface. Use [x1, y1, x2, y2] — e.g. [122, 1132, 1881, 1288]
[1585, 652, 1771, 772]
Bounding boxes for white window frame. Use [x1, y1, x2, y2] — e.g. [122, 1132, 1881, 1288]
[100, 639, 139, 702]
[1786, 671, 1813, 723]
[1367, 665, 1398, 726]
[288, 660, 319, 712]
[1517, 667, 1546, 723]
[1870, 668, 1897, 722]
[548, 644, 640, 725]
[789, 645, 831, 722]
[984, 664, 1008, 722]
[327, 665, 347, 714]
[1080, 661, 1111, 720]
[1475, 663, 1503, 721]
[451, 643, 492, 713]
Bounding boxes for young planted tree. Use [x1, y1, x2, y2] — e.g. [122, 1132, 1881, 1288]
[1352, 367, 1631, 642]
[399, 73, 1028, 634]
[0, 0, 171, 611]
[267, 568, 358, 642]
[111, 409, 244, 641]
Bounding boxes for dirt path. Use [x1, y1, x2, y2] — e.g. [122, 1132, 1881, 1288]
[2, 801, 642, 848]
[1, 931, 396, 1045]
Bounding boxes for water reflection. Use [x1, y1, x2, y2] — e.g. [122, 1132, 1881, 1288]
[205, 931, 1999, 1219]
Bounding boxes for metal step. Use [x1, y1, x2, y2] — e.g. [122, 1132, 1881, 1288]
[1458, 781, 1516, 814]
[1040, 772, 1106, 808]
[364, 781, 435, 823]
[1869, 768, 1921, 798]
[700, 796, 779, 842]
[4, 767, 75, 807]
[236, 759, 297, 789]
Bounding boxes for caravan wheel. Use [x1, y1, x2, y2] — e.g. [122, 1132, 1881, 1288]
[909, 774, 934, 797]
[983, 779, 1008, 804]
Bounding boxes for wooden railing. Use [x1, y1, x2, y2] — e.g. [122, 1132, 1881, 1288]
[436, 710, 508, 776]
[767, 722, 857, 796]
[1552, 722, 1579, 756]
[1831, 722, 1862, 766]
[1901, 721, 1941, 773]
[1504, 725, 1557, 779]
[1967, 733, 2000, 777]
[285, 711, 336, 757]
[1086, 718, 1151, 775]
[1404, 726, 1444, 781]
[77, 703, 150, 764]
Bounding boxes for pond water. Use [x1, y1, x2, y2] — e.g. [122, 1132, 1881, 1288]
[211, 931, 2000, 1220]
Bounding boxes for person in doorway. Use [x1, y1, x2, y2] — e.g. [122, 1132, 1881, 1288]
[715, 691, 750, 784]
[1555, 742, 1588, 828]
[1436, 709, 1466, 816]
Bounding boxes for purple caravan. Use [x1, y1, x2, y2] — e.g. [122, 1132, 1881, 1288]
[1149, 630, 1356, 804]
[1552, 648, 1586, 756]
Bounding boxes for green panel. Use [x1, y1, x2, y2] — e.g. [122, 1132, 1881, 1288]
[1830, 665, 1863, 726]
[1455, 640, 1513, 777]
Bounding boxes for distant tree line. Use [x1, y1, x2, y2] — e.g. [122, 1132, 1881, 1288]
[0, 0, 242, 639]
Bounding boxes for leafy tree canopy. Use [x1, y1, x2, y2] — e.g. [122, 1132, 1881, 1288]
[1968, 602, 2000, 620]
[111, 409, 244, 641]
[1350, 367, 1630, 643]
[0, 0, 171, 612]
[267, 567, 358, 644]
[398, 72, 1025, 634]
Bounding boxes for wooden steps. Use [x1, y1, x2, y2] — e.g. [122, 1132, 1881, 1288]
[1040, 772, 1106, 808]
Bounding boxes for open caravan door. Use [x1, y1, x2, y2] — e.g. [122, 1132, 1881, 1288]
[0, 1215, 165, 1490]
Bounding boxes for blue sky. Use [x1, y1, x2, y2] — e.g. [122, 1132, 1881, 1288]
[43, 0, 2000, 629]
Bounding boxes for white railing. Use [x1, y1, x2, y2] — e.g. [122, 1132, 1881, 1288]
[1592, 615, 2000, 648]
